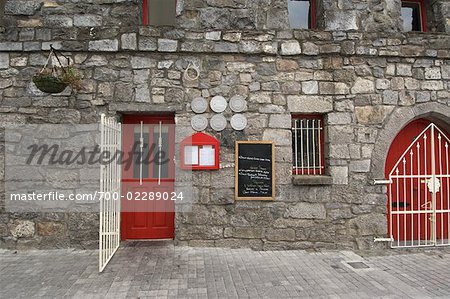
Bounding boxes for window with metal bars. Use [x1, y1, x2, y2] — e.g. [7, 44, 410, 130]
[292, 115, 324, 175]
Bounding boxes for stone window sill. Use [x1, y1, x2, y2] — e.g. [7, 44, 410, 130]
[292, 175, 333, 186]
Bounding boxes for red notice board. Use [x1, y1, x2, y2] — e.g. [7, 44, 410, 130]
[180, 132, 220, 170]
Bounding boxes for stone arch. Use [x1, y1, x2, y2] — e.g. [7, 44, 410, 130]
[371, 102, 450, 179]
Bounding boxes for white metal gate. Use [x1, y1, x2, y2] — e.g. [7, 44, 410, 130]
[99, 114, 121, 272]
[388, 123, 450, 248]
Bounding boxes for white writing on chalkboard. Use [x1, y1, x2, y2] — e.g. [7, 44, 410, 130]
[238, 168, 270, 180]
[238, 155, 271, 162]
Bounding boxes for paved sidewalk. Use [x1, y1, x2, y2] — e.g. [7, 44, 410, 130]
[1, 241, 450, 298]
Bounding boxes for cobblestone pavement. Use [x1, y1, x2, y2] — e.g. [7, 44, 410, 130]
[1, 241, 450, 298]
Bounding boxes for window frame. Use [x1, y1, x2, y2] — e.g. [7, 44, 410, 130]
[288, 0, 316, 30]
[142, 0, 177, 26]
[291, 114, 325, 175]
[401, 0, 427, 32]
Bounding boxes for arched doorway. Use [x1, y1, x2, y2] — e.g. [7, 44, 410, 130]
[386, 119, 450, 247]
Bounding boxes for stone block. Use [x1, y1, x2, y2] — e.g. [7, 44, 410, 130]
[302, 42, 319, 55]
[421, 81, 443, 90]
[382, 90, 398, 105]
[276, 59, 298, 71]
[396, 64, 412, 76]
[121, 33, 137, 50]
[224, 227, 263, 239]
[325, 10, 358, 31]
[5, 0, 41, 16]
[263, 129, 291, 146]
[302, 81, 318, 94]
[223, 32, 241, 42]
[265, 228, 296, 241]
[88, 39, 119, 52]
[292, 175, 333, 186]
[349, 160, 371, 173]
[37, 222, 64, 236]
[0, 42, 22, 51]
[281, 41, 301, 55]
[376, 79, 390, 90]
[205, 31, 221, 40]
[0, 53, 9, 69]
[330, 144, 350, 159]
[73, 14, 102, 27]
[158, 39, 178, 52]
[269, 114, 291, 129]
[424, 67, 441, 80]
[135, 85, 150, 102]
[330, 166, 348, 185]
[442, 65, 450, 79]
[10, 220, 35, 238]
[139, 37, 157, 51]
[131, 56, 154, 69]
[285, 203, 326, 220]
[214, 42, 239, 53]
[287, 95, 333, 113]
[349, 214, 386, 236]
[249, 92, 271, 104]
[355, 105, 393, 124]
[351, 77, 375, 94]
[327, 112, 352, 125]
[44, 16, 73, 27]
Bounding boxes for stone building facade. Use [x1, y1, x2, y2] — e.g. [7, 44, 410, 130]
[0, 0, 450, 251]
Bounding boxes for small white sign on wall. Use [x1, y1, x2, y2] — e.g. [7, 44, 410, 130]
[184, 146, 199, 165]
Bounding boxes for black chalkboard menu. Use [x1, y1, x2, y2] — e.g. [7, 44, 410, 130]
[235, 141, 275, 200]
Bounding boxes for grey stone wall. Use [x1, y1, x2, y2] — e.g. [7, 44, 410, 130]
[0, 24, 449, 249]
[1, 0, 449, 32]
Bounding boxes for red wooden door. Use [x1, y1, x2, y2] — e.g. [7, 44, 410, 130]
[121, 115, 175, 240]
[386, 119, 450, 246]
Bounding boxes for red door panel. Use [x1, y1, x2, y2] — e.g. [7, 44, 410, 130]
[386, 119, 450, 245]
[121, 115, 175, 240]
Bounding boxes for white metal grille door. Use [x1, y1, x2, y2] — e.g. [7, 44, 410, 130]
[388, 123, 450, 248]
[99, 114, 121, 272]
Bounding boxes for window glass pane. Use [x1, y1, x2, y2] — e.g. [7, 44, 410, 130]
[288, 0, 311, 29]
[132, 126, 149, 179]
[148, 0, 176, 26]
[152, 125, 170, 179]
[402, 2, 421, 31]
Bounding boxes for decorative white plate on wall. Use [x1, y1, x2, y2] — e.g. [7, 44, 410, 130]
[191, 115, 208, 131]
[210, 114, 227, 131]
[229, 95, 247, 113]
[210, 96, 227, 113]
[191, 97, 208, 114]
[230, 114, 247, 131]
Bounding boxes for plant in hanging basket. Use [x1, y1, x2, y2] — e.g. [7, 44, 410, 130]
[33, 66, 83, 94]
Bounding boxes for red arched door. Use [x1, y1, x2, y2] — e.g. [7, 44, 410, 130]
[386, 119, 450, 247]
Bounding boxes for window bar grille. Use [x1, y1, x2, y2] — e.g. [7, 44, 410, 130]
[318, 119, 322, 174]
[293, 118, 323, 175]
[306, 119, 310, 173]
[294, 120, 298, 174]
[312, 119, 316, 175]
[300, 120, 304, 174]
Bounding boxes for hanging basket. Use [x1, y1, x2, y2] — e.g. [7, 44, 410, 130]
[32, 45, 82, 94]
[32, 74, 68, 94]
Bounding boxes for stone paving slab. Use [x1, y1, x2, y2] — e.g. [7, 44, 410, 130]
[0, 242, 450, 298]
